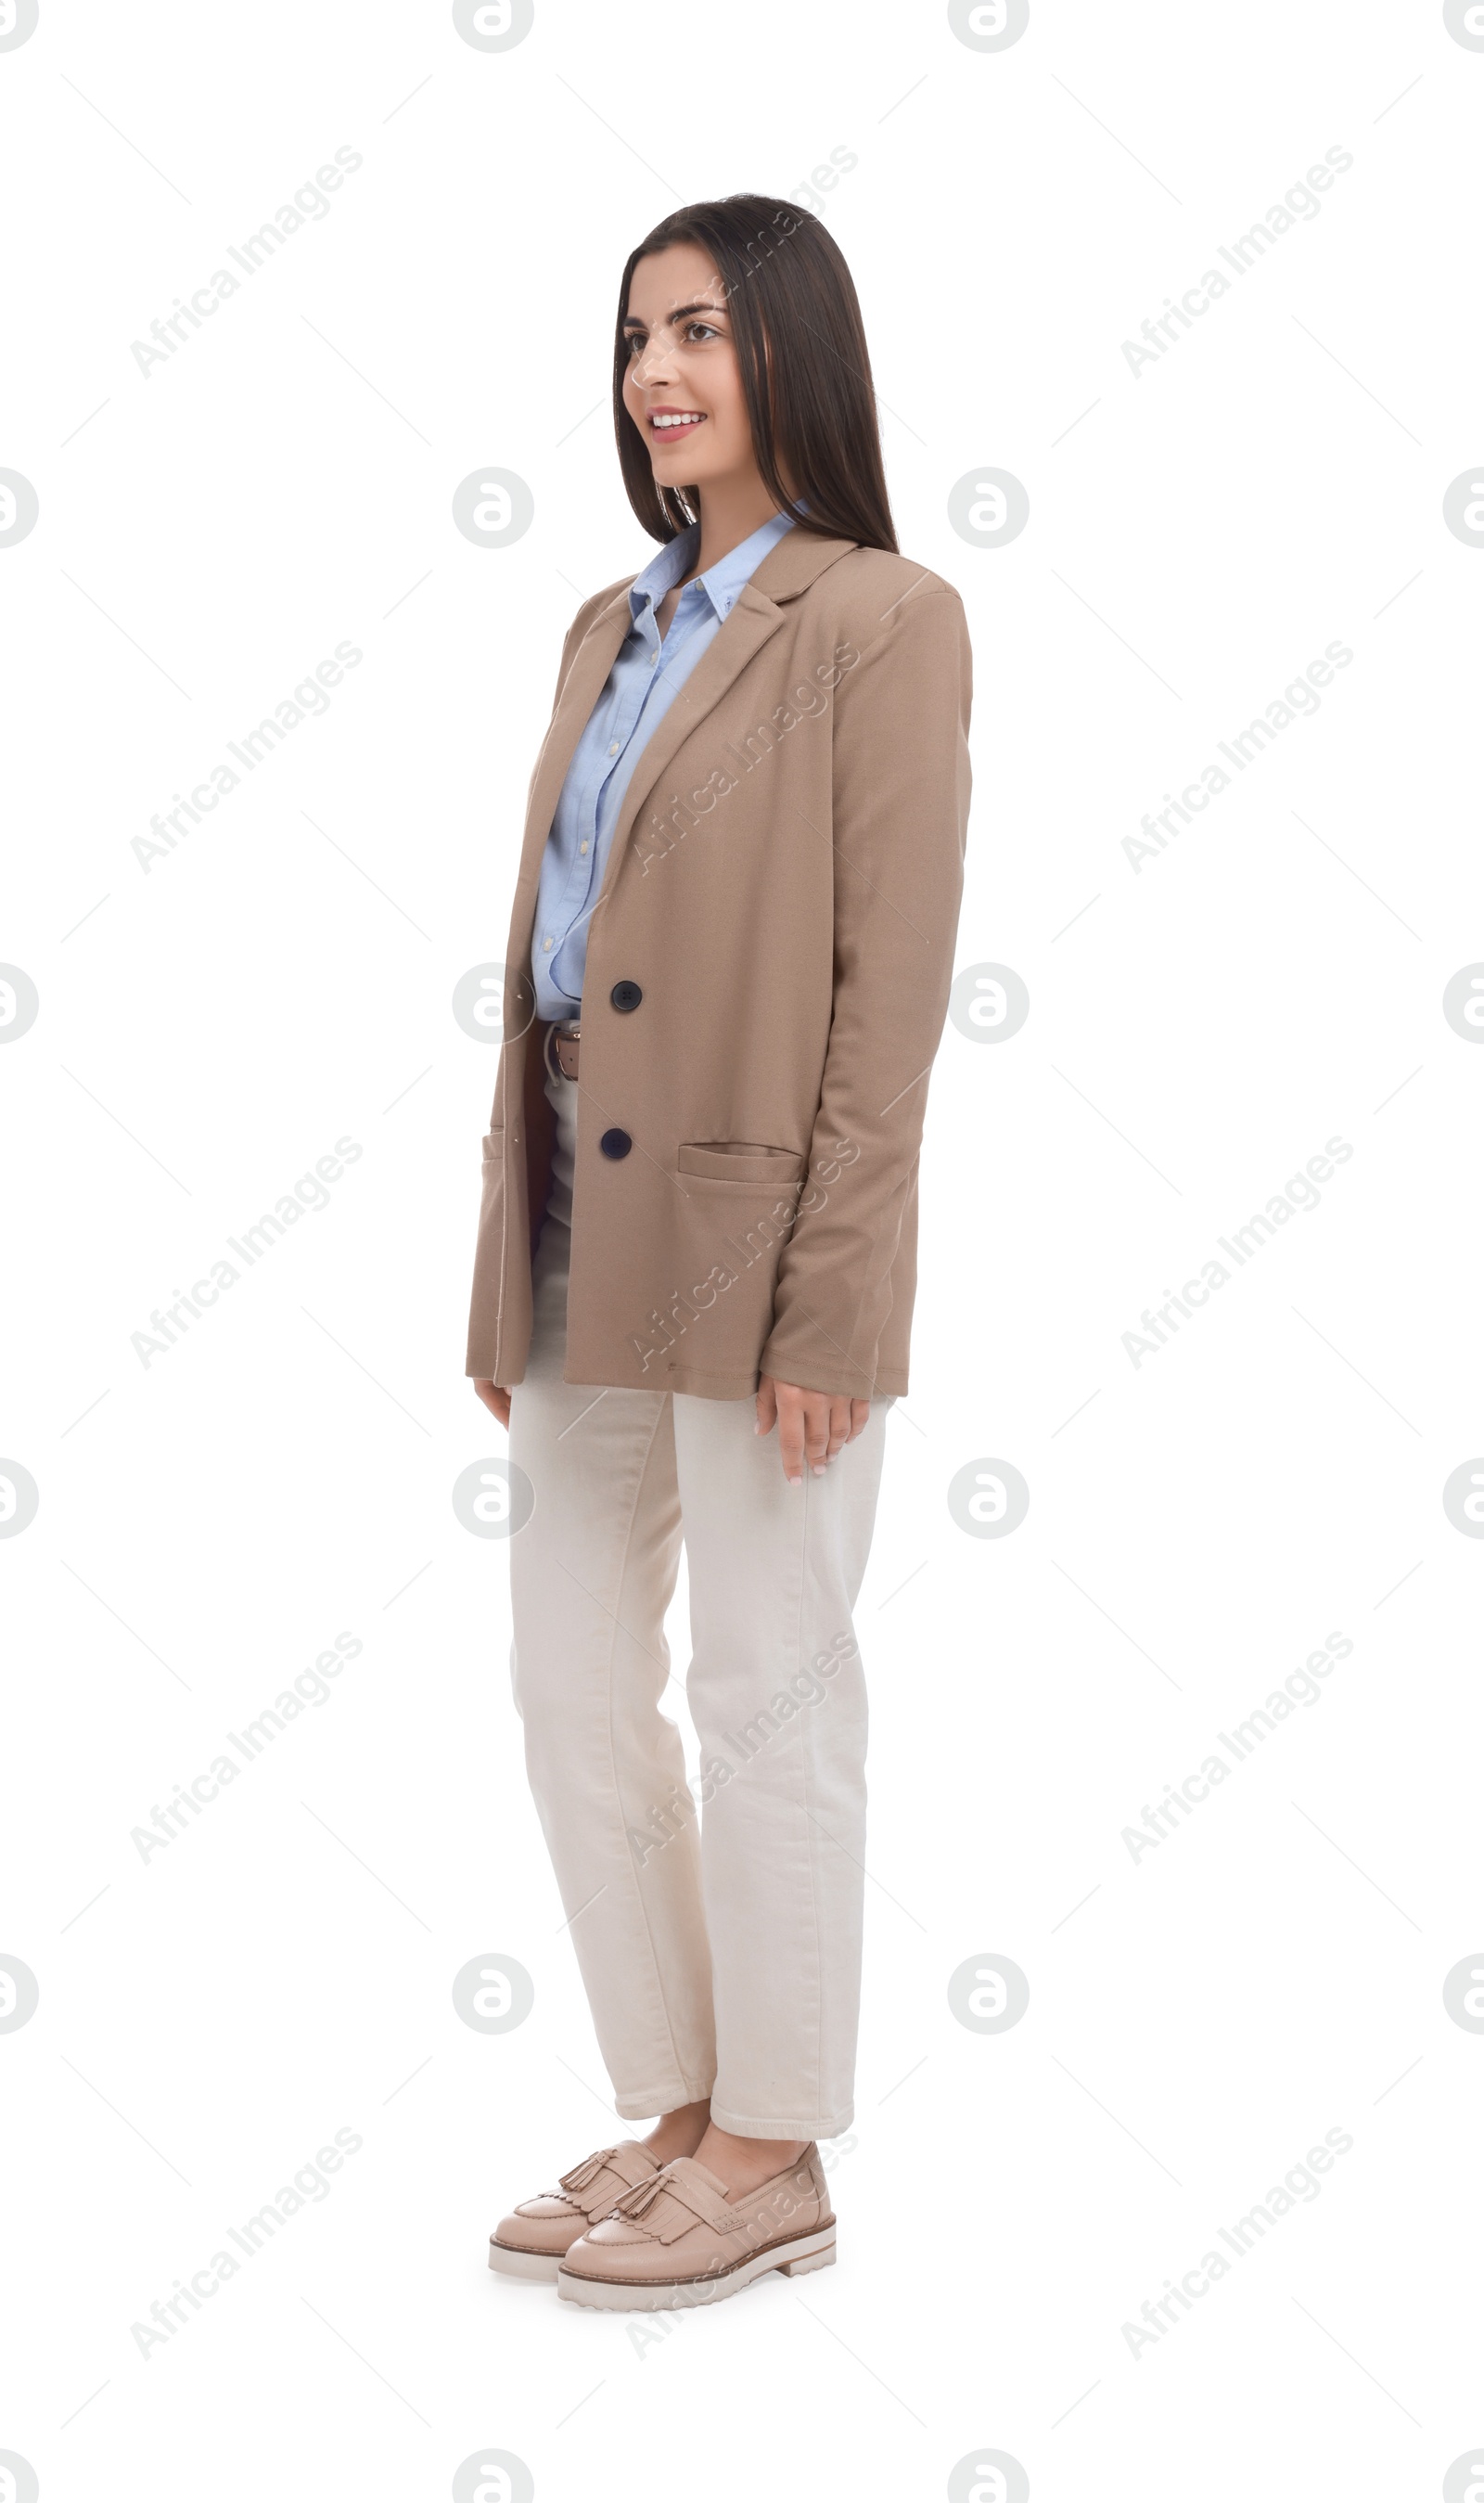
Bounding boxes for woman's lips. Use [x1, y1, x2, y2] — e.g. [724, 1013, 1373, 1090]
[649, 413, 706, 438]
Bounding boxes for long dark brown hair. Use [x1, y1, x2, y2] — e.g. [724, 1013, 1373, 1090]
[612, 194, 898, 556]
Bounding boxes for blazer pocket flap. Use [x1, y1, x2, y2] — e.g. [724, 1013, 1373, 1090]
[676, 1140, 806, 1187]
[480, 1128, 504, 1162]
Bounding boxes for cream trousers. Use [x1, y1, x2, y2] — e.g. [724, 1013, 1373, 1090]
[506, 1050, 889, 2140]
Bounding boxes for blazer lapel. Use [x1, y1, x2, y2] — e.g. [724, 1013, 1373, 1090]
[600, 529, 857, 904]
[505, 529, 858, 967]
[505, 587, 634, 956]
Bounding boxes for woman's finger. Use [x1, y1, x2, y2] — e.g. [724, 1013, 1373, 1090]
[776, 1385, 808, 1483]
[802, 1393, 832, 1476]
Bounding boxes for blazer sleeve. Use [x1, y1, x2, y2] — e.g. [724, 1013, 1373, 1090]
[758, 584, 972, 1400]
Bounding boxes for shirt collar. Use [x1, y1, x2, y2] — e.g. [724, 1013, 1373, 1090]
[629, 507, 799, 628]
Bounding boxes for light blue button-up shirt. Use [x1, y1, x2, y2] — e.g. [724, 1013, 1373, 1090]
[531, 507, 797, 1020]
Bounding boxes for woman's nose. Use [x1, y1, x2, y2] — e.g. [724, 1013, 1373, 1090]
[633, 330, 675, 389]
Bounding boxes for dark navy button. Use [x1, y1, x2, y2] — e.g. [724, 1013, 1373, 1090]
[610, 980, 643, 1013]
[599, 1127, 632, 1160]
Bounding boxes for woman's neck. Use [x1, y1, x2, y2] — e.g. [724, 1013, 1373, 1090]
[688, 475, 789, 578]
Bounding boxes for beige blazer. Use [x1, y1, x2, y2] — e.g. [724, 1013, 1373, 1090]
[465, 527, 973, 1401]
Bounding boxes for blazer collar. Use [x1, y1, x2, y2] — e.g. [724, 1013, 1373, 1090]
[743, 524, 858, 608]
[509, 531, 858, 954]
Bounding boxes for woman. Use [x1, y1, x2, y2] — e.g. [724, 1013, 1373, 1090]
[468, 192, 972, 2310]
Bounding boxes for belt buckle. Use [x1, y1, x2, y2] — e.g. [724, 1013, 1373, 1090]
[553, 1020, 581, 1081]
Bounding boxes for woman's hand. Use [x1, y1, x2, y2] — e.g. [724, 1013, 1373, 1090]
[474, 1380, 511, 1429]
[476, 1374, 869, 1473]
[756, 1375, 871, 1485]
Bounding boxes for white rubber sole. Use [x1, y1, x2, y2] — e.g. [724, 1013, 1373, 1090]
[556, 2225, 837, 2310]
[488, 2239, 563, 2282]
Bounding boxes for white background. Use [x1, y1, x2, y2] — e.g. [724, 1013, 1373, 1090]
[4, 2, 1483, 2497]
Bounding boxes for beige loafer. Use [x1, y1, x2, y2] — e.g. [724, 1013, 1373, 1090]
[556, 2146, 835, 2309]
[488, 2141, 661, 2280]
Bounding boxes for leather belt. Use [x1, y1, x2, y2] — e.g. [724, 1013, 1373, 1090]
[551, 1020, 581, 1080]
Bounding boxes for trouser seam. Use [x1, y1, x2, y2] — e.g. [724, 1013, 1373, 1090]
[596, 1387, 695, 2107]
[792, 1470, 826, 2132]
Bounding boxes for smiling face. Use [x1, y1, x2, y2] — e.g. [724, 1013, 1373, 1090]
[620, 240, 764, 501]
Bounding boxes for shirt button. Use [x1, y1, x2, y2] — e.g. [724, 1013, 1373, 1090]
[649, 652, 657, 666]
[542, 937, 553, 951]
[608, 742, 618, 755]
[610, 981, 643, 1012]
[580, 841, 589, 855]
[599, 1127, 633, 1160]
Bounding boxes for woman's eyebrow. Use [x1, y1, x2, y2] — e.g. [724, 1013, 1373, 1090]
[621, 300, 727, 328]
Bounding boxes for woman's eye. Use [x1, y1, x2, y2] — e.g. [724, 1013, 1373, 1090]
[623, 321, 719, 357]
